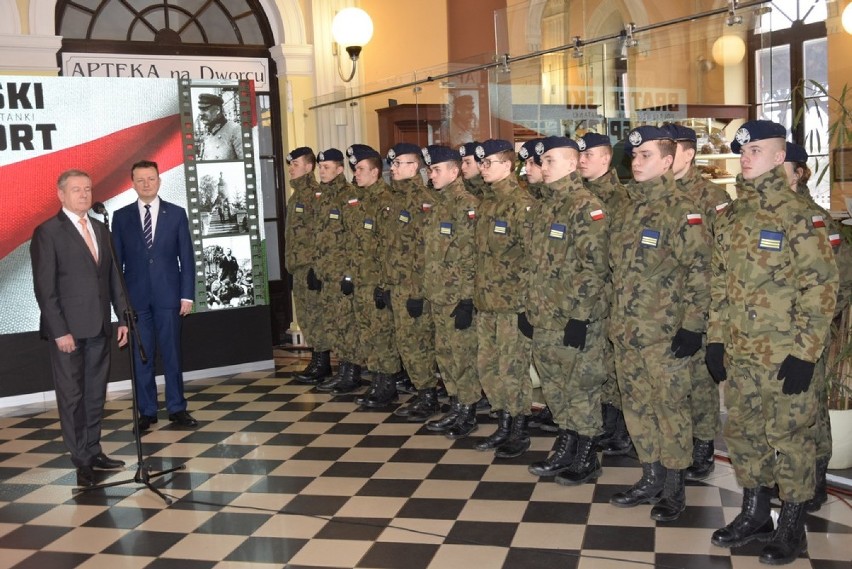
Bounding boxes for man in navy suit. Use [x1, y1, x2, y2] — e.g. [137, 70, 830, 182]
[31, 169, 129, 486]
[112, 160, 198, 431]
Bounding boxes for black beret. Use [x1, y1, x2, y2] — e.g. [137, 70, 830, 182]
[785, 142, 809, 164]
[458, 141, 480, 158]
[577, 132, 611, 151]
[317, 148, 344, 162]
[662, 123, 697, 143]
[346, 144, 381, 168]
[422, 145, 460, 166]
[286, 147, 314, 164]
[537, 136, 580, 155]
[474, 139, 513, 163]
[731, 120, 787, 153]
[624, 126, 674, 156]
[386, 143, 422, 165]
[518, 139, 543, 165]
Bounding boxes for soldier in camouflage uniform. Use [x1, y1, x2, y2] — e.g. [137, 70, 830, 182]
[379, 143, 440, 422]
[459, 141, 487, 199]
[284, 147, 333, 384]
[608, 126, 712, 523]
[312, 149, 363, 394]
[578, 132, 631, 456]
[472, 139, 535, 458]
[664, 123, 732, 481]
[784, 142, 852, 513]
[707, 121, 838, 565]
[420, 145, 481, 438]
[524, 136, 609, 485]
[341, 144, 402, 408]
[519, 138, 546, 201]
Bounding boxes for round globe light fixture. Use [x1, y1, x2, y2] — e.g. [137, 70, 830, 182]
[842, 2, 852, 35]
[712, 34, 746, 67]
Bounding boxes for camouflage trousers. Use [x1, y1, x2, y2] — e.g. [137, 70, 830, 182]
[433, 302, 480, 405]
[723, 353, 817, 502]
[614, 342, 694, 469]
[532, 323, 605, 437]
[292, 267, 334, 353]
[354, 285, 399, 375]
[477, 311, 533, 416]
[388, 288, 436, 390]
[814, 337, 833, 460]
[323, 285, 362, 365]
[596, 319, 621, 410]
[691, 341, 721, 441]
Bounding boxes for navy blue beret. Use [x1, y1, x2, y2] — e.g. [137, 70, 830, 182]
[662, 123, 697, 143]
[474, 139, 514, 163]
[518, 139, 543, 165]
[346, 144, 381, 168]
[785, 142, 809, 164]
[317, 148, 344, 162]
[577, 132, 611, 151]
[624, 126, 674, 156]
[423, 145, 460, 166]
[286, 146, 314, 164]
[537, 136, 580, 155]
[458, 141, 480, 158]
[386, 142, 422, 165]
[731, 120, 787, 153]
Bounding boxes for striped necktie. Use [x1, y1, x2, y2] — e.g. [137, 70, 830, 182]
[143, 204, 153, 248]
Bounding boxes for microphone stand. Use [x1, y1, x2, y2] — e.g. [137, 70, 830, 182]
[74, 204, 185, 505]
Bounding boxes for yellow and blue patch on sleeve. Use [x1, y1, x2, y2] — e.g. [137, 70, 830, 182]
[549, 223, 566, 239]
[640, 228, 660, 248]
[758, 230, 783, 251]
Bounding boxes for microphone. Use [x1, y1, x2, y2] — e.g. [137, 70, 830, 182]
[92, 202, 107, 215]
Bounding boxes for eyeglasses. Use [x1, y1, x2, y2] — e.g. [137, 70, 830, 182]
[480, 158, 507, 168]
[391, 160, 417, 168]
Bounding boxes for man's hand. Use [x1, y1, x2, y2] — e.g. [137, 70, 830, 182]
[179, 300, 193, 317]
[117, 326, 129, 347]
[55, 334, 76, 353]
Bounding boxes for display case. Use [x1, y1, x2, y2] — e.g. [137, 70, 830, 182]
[682, 104, 749, 190]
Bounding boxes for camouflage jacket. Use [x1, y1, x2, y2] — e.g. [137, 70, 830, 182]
[312, 173, 351, 282]
[423, 177, 480, 307]
[379, 176, 437, 298]
[795, 185, 852, 317]
[284, 173, 320, 273]
[584, 169, 628, 221]
[526, 171, 610, 331]
[474, 175, 535, 313]
[677, 166, 730, 231]
[464, 174, 489, 199]
[708, 166, 838, 363]
[609, 171, 712, 349]
[345, 179, 394, 288]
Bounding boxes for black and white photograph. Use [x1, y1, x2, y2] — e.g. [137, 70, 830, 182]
[196, 162, 251, 237]
[201, 234, 254, 310]
[192, 86, 245, 161]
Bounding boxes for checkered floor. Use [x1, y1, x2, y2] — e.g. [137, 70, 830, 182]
[0, 349, 850, 569]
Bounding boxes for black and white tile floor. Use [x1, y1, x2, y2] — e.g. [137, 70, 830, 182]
[0, 349, 849, 569]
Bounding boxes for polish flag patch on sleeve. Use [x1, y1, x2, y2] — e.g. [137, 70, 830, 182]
[348, 198, 359, 206]
[715, 202, 729, 213]
[590, 209, 605, 221]
[829, 233, 842, 247]
[812, 215, 826, 228]
[687, 213, 703, 225]
[467, 209, 476, 219]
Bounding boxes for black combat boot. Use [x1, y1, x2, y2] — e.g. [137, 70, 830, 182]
[685, 438, 716, 480]
[529, 429, 577, 477]
[495, 414, 531, 458]
[332, 363, 362, 394]
[601, 407, 633, 455]
[711, 486, 774, 548]
[555, 434, 602, 486]
[359, 373, 399, 408]
[475, 394, 491, 414]
[405, 388, 441, 422]
[759, 501, 807, 565]
[650, 468, 686, 521]
[395, 369, 416, 394]
[805, 456, 830, 512]
[354, 374, 379, 406]
[445, 403, 478, 439]
[597, 402, 619, 448]
[295, 350, 331, 384]
[427, 397, 462, 432]
[610, 461, 666, 507]
[316, 361, 348, 392]
[528, 406, 558, 432]
[475, 410, 512, 451]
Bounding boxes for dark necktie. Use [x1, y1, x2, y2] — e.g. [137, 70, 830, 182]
[143, 204, 153, 249]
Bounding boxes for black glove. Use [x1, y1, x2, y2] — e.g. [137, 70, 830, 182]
[287, 272, 294, 290]
[563, 319, 589, 349]
[340, 277, 354, 296]
[406, 298, 424, 318]
[671, 328, 702, 359]
[777, 354, 815, 395]
[383, 289, 393, 311]
[517, 312, 534, 339]
[705, 343, 727, 384]
[307, 268, 323, 291]
[374, 287, 386, 310]
[450, 299, 475, 330]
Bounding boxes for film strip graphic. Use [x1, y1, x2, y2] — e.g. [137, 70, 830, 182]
[179, 79, 266, 312]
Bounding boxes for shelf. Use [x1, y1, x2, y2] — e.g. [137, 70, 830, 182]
[709, 177, 736, 185]
[697, 153, 739, 160]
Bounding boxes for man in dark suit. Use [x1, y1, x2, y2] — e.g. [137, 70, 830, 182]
[112, 160, 198, 431]
[31, 169, 130, 487]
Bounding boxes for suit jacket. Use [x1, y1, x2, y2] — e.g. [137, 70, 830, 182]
[31, 209, 128, 340]
[112, 198, 195, 310]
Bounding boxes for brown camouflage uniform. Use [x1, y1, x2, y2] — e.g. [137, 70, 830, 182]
[709, 165, 838, 502]
[380, 175, 438, 390]
[527, 171, 610, 436]
[464, 174, 488, 199]
[475, 175, 534, 416]
[609, 171, 712, 470]
[677, 166, 730, 442]
[424, 177, 481, 404]
[284, 173, 327, 350]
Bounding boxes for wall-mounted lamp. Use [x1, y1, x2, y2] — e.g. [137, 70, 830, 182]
[712, 34, 746, 66]
[331, 7, 374, 83]
[571, 36, 584, 59]
[843, 2, 852, 35]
